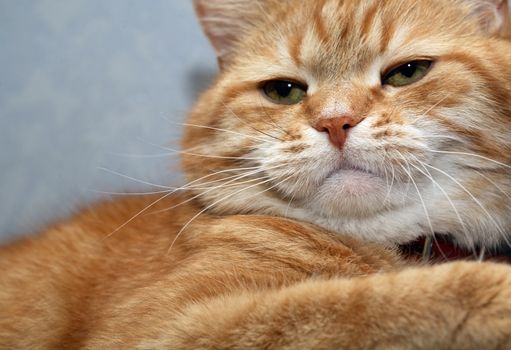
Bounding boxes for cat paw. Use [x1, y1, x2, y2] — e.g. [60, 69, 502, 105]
[447, 262, 511, 349]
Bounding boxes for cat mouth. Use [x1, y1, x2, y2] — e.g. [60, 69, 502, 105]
[336, 161, 381, 177]
[399, 235, 511, 263]
[324, 163, 383, 186]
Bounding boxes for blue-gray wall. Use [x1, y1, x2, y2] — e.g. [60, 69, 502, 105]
[0, 1, 217, 240]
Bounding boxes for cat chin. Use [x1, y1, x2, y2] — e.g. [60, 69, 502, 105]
[285, 192, 507, 250]
[287, 204, 425, 246]
[308, 169, 403, 217]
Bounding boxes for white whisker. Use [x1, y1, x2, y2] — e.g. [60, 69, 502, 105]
[151, 164, 287, 215]
[102, 165, 280, 239]
[107, 151, 177, 159]
[411, 134, 462, 143]
[409, 155, 470, 260]
[222, 101, 285, 142]
[160, 147, 265, 161]
[167, 173, 294, 254]
[136, 137, 274, 153]
[284, 177, 301, 216]
[472, 169, 511, 203]
[89, 189, 175, 196]
[102, 190, 177, 240]
[255, 94, 293, 138]
[112, 149, 264, 161]
[422, 162, 509, 246]
[410, 156, 469, 237]
[382, 156, 396, 204]
[428, 149, 511, 170]
[410, 94, 452, 123]
[98, 167, 174, 190]
[396, 152, 435, 254]
[478, 246, 486, 262]
[169, 121, 278, 144]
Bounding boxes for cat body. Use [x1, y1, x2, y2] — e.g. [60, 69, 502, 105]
[2, 195, 511, 349]
[0, 195, 402, 348]
[2, 0, 511, 348]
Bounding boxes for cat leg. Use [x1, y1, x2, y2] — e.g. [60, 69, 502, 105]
[166, 261, 511, 350]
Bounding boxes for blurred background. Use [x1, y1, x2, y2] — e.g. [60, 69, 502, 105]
[0, 0, 217, 241]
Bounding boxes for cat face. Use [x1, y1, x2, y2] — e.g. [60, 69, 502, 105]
[183, 0, 511, 249]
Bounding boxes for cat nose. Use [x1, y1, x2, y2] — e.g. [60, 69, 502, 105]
[314, 116, 360, 150]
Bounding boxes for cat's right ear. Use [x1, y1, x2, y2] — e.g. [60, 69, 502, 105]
[193, 0, 257, 69]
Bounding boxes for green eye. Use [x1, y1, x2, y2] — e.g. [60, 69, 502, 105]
[262, 80, 307, 105]
[382, 60, 433, 87]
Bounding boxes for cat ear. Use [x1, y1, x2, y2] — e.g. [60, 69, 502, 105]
[464, 0, 511, 37]
[193, 0, 259, 68]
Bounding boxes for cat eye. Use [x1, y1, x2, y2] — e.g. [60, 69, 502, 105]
[262, 80, 307, 105]
[382, 60, 433, 87]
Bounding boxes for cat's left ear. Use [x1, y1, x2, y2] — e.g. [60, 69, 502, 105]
[193, 0, 260, 68]
[464, 0, 511, 37]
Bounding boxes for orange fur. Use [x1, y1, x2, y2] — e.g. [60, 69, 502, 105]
[2, 196, 511, 348]
[2, 0, 511, 348]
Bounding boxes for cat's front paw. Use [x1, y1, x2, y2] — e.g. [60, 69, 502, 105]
[447, 262, 511, 348]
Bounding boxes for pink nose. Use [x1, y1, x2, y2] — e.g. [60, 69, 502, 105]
[315, 116, 359, 150]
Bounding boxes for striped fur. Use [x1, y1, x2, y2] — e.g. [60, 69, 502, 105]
[1, 0, 511, 348]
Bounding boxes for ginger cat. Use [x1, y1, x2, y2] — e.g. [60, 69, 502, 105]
[2, 0, 511, 348]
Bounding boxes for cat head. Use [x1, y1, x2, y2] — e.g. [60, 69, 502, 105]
[183, 0, 511, 250]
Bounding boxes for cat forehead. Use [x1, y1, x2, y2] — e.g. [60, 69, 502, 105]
[231, 0, 473, 74]
[254, 0, 469, 36]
